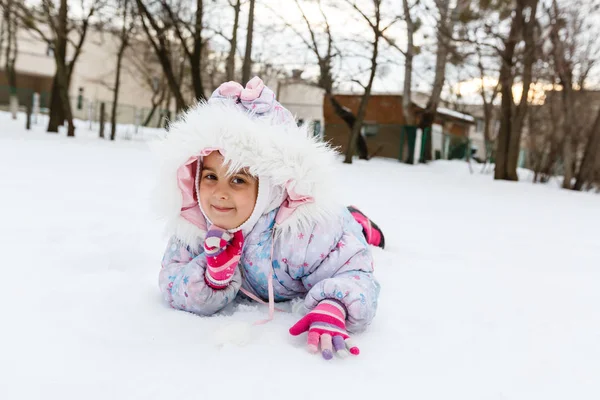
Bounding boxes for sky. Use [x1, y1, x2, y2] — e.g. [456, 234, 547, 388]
[22, 0, 600, 105]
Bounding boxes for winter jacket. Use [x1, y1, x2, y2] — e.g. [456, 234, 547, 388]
[159, 207, 380, 332]
[152, 85, 380, 332]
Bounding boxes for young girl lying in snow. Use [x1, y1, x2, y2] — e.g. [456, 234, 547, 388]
[155, 77, 384, 360]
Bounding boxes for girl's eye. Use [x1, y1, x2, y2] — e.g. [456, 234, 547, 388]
[203, 174, 217, 181]
[232, 177, 246, 185]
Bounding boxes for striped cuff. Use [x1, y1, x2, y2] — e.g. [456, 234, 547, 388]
[318, 299, 347, 320]
[204, 270, 233, 290]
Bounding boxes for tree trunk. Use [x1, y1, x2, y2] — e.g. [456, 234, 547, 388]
[482, 103, 493, 162]
[506, 0, 539, 179]
[402, 0, 415, 126]
[418, 0, 455, 162]
[99, 102, 105, 138]
[573, 108, 600, 190]
[110, 2, 130, 141]
[549, 0, 575, 188]
[226, 0, 241, 81]
[143, 105, 157, 127]
[191, 0, 205, 101]
[4, 0, 18, 120]
[55, 64, 74, 136]
[419, 0, 472, 161]
[344, 34, 379, 163]
[241, 0, 255, 84]
[51, 0, 75, 137]
[47, 0, 70, 133]
[494, 1, 523, 180]
[494, 65, 515, 179]
[110, 49, 126, 141]
[325, 94, 369, 160]
[47, 74, 65, 132]
[143, 85, 166, 127]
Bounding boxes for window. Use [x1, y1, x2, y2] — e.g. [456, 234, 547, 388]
[361, 122, 379, 137]
[312, 120, 322, 137]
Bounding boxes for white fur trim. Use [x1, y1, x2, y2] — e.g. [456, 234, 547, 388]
[150, 100, 342, 247]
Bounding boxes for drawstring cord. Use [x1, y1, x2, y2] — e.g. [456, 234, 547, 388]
[238, 229, 285, 325]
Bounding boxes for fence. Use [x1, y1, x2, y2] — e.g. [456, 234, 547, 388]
[0, 85, 171, 131]
[399, 126, 477, 163]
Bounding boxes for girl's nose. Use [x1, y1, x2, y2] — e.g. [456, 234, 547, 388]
[214, 184, 229, 200]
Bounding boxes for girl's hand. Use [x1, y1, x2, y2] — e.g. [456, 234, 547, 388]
[203, 226, 244, 290]
[289, 299, 360, 360]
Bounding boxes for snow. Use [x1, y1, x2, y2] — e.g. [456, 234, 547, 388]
[410, 100, 476, 123]
[436, 107, 476, 122]
[1, 111, 599, 400]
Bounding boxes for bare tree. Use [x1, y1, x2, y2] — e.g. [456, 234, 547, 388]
[2, 0, 18, 119]
[401, 0, 416, 127]
[342, 0, 391, 164]
[573, 107, 600, 190]
[418, 0, 472, 162]
[270, 0, 370, 159]
[476, 47, 500, 166]
[135, 0, 206, 111]
[123, 35, 170, 126]
[0, 3, 4, 63]
[493, 0, 540, 181]
[548, 0, 577, 188]
[110, 0, 135, 141]
[544, 0, 600, 189]
[144, 78, 168, 126]
[162, 0, 206, 101]
[17, 0, 101, 136]
[241, 0, 255, 83]
[225, 0, 241, 81]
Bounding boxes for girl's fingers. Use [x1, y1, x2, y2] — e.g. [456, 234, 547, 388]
[332, 335, 349, 358]
[307, 331, 320, 354]
[320, 334, 333, 360]
[345, 338, 360, 356]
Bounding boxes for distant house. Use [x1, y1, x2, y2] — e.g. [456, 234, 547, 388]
[323, 93, 475, 160]
[0, 26, 168, 123]
[273, 73, 325, 138]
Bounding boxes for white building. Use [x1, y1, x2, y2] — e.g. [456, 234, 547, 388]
[0, 26, 171, 125]
[271, 73, 325, 138]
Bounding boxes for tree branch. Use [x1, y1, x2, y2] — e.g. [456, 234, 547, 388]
[160, 0, 191, 60]
[294, 0, 321, 57]
[343, 0, 374, 30]
[67, 2, 97, 78]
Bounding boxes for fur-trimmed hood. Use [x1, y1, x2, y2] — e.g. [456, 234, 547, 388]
[151, 99, 341, 248]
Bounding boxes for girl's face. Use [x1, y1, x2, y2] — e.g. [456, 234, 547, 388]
[199, 151, 258, 230]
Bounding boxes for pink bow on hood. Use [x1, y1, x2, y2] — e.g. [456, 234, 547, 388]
[209, 77, 296, 126]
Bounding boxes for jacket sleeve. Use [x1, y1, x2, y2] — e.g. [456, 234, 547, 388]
[300, 210, 381, 333]
[159, 236, 242, 316]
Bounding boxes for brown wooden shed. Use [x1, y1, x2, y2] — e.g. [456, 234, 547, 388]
[323, 93, 475, 160]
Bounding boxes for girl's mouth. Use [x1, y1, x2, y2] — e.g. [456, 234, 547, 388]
[211, 205, 234, 213]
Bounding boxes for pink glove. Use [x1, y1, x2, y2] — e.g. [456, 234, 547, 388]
[203, 226, 244, 290]
[289, 299, 360, 360]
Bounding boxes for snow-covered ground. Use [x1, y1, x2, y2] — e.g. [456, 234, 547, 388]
[1, 112, 599, 400]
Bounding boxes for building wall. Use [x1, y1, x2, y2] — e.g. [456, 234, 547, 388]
[324, 94, 410, 125]
[325, 123, 404, 159]
[276, 81, 325, 136]
[0, 26, 171, 123]
[323, 94, 473, 160]
[323, 95, 408, 158]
